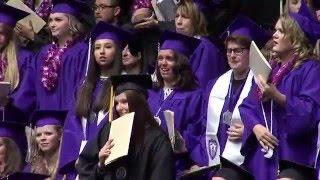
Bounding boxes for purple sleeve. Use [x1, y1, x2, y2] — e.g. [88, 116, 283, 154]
[284, 62, 320, 135]
[190, 38, 227, 89]
[182, 90, 207, 166]
[239, 82, 261, 154]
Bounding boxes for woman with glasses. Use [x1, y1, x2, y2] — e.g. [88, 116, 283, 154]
[202, 16, 271, 179]
[239, 13, 320, 179]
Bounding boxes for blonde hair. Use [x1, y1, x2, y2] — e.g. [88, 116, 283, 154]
[67, 14, 85, 38]
[177, 0, 208, 36]
[0, 137, 22, 177]
[279, 14, 318, 67]
[3, 38, 19, 90]
[30, 126, 62, 179]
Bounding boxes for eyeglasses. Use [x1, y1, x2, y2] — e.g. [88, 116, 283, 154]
[93, 4, 116, 11]
[226, 48, 248, 56]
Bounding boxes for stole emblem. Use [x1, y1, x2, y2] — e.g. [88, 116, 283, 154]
[208, 139, 218, 160]
[116, 166, 127, 179]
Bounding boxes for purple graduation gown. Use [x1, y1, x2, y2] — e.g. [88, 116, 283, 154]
[59, 78, 110, 178]
[200, 76, 247, 166]
[148, 88, 205, 175]
[190, 37, 227, 89]
[1, 48, 33, 123]
[239, 60, 320, 179]
[11, 41, 88, 115]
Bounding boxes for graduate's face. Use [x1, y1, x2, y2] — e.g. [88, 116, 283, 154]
[122, 45, 141, 69]
[115, 92, 129, 117]
[94, 0, 119, 23]
[288, 0, 301, 13]
[0, 23, 12, 52]
[272, 20, 293, 56]
[157, 49, 176, 82]
[35, 125, 61, 154]
[48, 13, 70, 39]
[226, 42, 249, 73]
[175, 9, 195, 37]
[94, 39, 117, 68]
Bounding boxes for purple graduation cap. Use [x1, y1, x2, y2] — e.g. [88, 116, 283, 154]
[110, 74, 153, 97]
[0, 3, 29, 27]
[91, 21, 132, 48]
[220, 15, 271, 48]
[160, 30, 201, 57]
[30, 110, 67, 128]
[290, 13, 320, 46]
[217, 156, 254, 180]
[278, 160, 317, 179]
[0, 121, 27, 155]
[1, 172, 49, 180]
[51, 0, 91, 17]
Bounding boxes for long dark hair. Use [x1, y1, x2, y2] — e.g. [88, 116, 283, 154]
[75, 42, 122, 118]
[156, 51, 198, 90]
[114, 90, 161, 155]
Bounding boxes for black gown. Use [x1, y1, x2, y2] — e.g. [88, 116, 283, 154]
[77, 121, 175, 180]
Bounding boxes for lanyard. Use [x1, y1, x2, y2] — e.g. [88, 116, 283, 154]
[261, 100, 273, 134]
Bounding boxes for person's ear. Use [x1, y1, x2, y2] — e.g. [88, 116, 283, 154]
[114, 6, 121, 17]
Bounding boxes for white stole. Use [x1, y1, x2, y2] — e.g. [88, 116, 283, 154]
[206, 70, 253, 166]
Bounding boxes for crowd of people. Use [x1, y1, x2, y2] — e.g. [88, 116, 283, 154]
[0, 0, 319, 179]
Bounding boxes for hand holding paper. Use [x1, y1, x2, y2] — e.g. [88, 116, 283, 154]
[249, 41, 271, 83]
[104, 112, 135, 165]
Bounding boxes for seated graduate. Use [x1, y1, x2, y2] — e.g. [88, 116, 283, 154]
[239, 13, 320, 180]
[202, 15, 270, 168]
[175, 0, 227, 89]
[76, 74, 174, 180]
[11, 0, 89, 115]
[24, 110, 66, 179]
[148, 31, 205, 175]
[0, 121, 27, 178]
[59, 21, 130, 178]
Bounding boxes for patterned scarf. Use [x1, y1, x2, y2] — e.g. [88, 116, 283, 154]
[257, 56, 297, 99]
[41, 41, 73, 91]
[35, 0, 53, 20]
[0, 55, 7, 81]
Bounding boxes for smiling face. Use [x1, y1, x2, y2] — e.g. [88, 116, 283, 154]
[115, 92, 129, 117]
[48, 13, 70, 39]
[157, 49, 176, 83]
[272, 20, 293, 56]
[226, 41, 249, 74]
[35, 125, 61, 154]
[94, 39, 117, 68]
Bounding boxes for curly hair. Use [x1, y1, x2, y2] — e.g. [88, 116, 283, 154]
[0, 137, 22, 177]
[279, 14, 318, 67]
